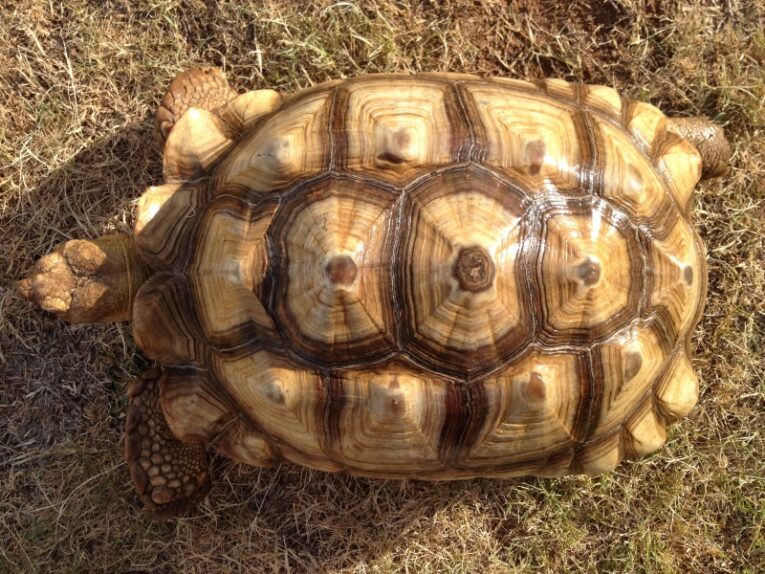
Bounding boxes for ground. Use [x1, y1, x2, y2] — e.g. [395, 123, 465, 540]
[0, 1, 763, 572]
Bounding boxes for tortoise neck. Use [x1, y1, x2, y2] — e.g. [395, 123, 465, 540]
[120, 235, 154, 320]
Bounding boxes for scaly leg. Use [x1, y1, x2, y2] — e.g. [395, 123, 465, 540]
[125, 367, 211, 518]
[666, 116, 732, 179]
[155, 67, 238, 142]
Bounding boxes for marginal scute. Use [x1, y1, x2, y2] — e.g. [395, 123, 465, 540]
[465, 350, 587, 468]
[489, 77, 538, 91]
[163, 107, 235, 179]
[579, 431, 623, 475]
[134, 182, 205, 270]
[626, 100, 667, 151]
[213, 90, 331, 194]
[330, 365, 444, 474]
[133, 274, 204, 366]
[400, 166, 530, 376]
[419, 71, 480, 81]
[216, 89, 283, 132]
[191, 197, 277, 347]
[464, 82, 583, 190]
[654, 351, 699, 421]
[533, 451, 576, 478]
[159, 369, 233, 443]
[536, 78, 577, 100]
[593, 118, 674, 225]
[648, 217, 705, 338]
[583, 84, 623, 117]
[212, 350, 339, 471]
[213, 418, 277, 467]
[656, 134, 703, 213]
[623, 398, 667, 457]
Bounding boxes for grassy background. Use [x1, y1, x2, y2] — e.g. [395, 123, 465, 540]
[1, 1, 763, 572]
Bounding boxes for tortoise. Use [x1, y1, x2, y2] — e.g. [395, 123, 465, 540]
[19, 67, 731, 517]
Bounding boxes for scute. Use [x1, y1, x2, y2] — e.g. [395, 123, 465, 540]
[534, 199, 643, 344]
[399, 165, 531, 377]
[134, 181, 207, 271]
[328, 363, 446, 475]
[214, 418, 277, 467]
[133, 273, 205, 366]
[270, 175, 397, 364]
[463, 349, 589, 472]
[337, 77, 465, 184]
[159, 368, 234, 443]
[623, 398, 667, 457]
[163, 107, 235, 179]
[653, 351, 699, 422]
[590, 320, 671, 438]
[656, 134, 703, 213]
[462, 81, 584, 193]
[593, 118, 676, 229]
[582, 84, 623, 117]
[625, 100, 666, 150]
[212, 349, 340, 472]
[190, 196, 277, 348]
[647, 216, 705, 340]
[212, 89, 332, 196]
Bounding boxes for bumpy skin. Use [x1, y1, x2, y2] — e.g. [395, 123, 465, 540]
[125, 367, 211, 518]
[154, 67, 238, 143]
[18, 234, 151, 323]
[666, 117, 732, 179]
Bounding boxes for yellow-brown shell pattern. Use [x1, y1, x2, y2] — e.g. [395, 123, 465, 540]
[132, 75, 705, 478]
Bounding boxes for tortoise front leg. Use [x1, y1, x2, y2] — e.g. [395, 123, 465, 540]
[125, 367, 211, 518]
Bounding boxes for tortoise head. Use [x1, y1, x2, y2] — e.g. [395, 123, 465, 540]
[18, 233, 152, 324]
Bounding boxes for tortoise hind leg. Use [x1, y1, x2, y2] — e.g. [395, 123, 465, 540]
[125, 367, 211, 518]
[155, 67, 237, 142]
[666, 116, 732, 179]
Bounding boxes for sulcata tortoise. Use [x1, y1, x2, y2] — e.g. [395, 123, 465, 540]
[19, 68, 731, 517]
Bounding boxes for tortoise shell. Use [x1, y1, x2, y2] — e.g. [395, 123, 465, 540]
[132, 73, 705, 478]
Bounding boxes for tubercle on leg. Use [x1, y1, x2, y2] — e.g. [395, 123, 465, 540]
[125, 367, 211, 519]
[666, 117, 732, 179]
[154, 67, 238, 144]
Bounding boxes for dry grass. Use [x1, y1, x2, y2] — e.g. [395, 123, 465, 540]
[1, 0, 763, 572]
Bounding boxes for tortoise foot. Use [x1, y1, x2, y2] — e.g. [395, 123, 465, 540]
[125, 367, 211, 518]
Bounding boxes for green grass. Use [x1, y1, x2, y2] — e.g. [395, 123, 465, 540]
[1, 1, 763, 572]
